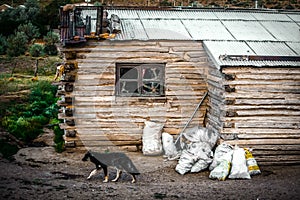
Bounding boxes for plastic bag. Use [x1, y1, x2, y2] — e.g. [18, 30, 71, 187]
[228, 147, 251, 179]
[190, 147, 213, 173]
[209, 143, 234, 171]
[176, 142, 213, 174]
[244, 148, 261, 176]
[183, 126, 219, 149]
[175, 149, 197, 175]
[142, 121, 164, 156]
[162, 132, 178, 159]
[209, 151, 233, 181]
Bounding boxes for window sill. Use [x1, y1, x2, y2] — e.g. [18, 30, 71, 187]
[114, 96, 167, 102]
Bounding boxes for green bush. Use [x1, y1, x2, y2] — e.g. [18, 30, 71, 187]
[29, 44, 44, 57]
[17, 22, 40, 43]
[54, 125, 65, 153]
[1, 80, 61, 145]
[0, 35, 7, 55]
[6, 31, 28, 57]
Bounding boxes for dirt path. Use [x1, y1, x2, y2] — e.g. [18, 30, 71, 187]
[0, 147, 299, 200]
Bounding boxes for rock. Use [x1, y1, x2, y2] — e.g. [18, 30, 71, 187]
[31, 128, 54, 147]
[14, 147, 65, 165]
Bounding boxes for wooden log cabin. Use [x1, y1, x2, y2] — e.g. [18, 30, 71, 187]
[58, 6, 300, 165]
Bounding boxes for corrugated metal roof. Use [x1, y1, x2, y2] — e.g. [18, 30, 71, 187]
[115, 19, 148, 40]
[109, 9, 139, 19]
[176, 10, 218, 19]
[260, 21, 300, 42]
[107, 8, 300, 67]
[251, 12, 292, 21]
[222, 21, 276, 41]
[203, 40, 300, 67]
[287, 13, 300, 22]
[140, 19, 191, 40]
[204, 40, 255, 56]
[137, 10, 179, 19]
[214, 11, 256, 20]
[109, 9, 300, 42]
[247, 41, 297, 56]
[182, 20, 234, 40]
[286, 42, 300, 55]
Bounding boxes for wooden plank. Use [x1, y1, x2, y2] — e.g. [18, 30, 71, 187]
[225, 138, 300, 145]
[237, 134, 300, 139]
[222, 67, 300, 74]
[235, 122, 300, 129]
[222, 128, 300, 134]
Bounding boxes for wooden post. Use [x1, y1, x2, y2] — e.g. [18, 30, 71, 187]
[34, 59, 38, 77]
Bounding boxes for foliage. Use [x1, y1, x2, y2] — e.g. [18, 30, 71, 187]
[17, 22, 40, 43]
[1, 81, 60, 144]
[29, 44, 44, 57]
[160, 0, 172, 6]
[43, 31, 59, 56]
[43, 31, 60, 46]
[23, 0, 41, 23]
[94, 1, 102, 6]
[53, 125, 65, 153]
[6, 32, 28, 57]
[0, 35, 7, 55]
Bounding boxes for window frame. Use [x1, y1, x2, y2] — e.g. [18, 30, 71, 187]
[116, 63, 165, 97]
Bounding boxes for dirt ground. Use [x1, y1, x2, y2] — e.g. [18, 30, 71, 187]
[0, 147, 299, 200]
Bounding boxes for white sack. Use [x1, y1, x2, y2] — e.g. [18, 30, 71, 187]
[183, 126, 218, 149]
[176, 142, 213, 174]
[142, 121, 164, 156]
[175, 149, 197, 175]
[209, 143, 234, 171]
[209, 149, 233, 181]
[228, 147, 251, 179]
[162, 132, 178, 159]
[190, 145, 213, 173]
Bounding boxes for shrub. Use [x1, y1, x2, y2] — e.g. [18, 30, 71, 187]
[6, 31, 28, 57]
[53, 125, 65, 153]
[43, 31, 59, 56]
[17, 22, 40, 43]
[0, 35, 7, 55]
[29, 43, 44, 57]
[1, 81, 60, 145]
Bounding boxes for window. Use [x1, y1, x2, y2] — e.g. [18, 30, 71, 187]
[116, 63, 165, 97]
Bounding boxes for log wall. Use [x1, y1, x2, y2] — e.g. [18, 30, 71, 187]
[59, 40, 209, 151]
[208, 64, 300, 165]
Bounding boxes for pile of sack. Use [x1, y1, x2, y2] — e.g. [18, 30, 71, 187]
[141, 121, 260, 180]
[209, 143, 261, 180]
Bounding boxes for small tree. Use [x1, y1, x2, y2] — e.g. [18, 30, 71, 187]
[29, 44, 44, 57]
[43, 31, 59, 56]
[6, 32, 28, 57]
[17, 22, 40, 44]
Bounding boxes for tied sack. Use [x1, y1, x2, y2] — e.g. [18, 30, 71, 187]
[142, 121, 164, 156]
[209, 143, 234, 181]
[244, 148, 261, 176]
[228, 146, 251, 179]
[162, 132, 178, 159]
